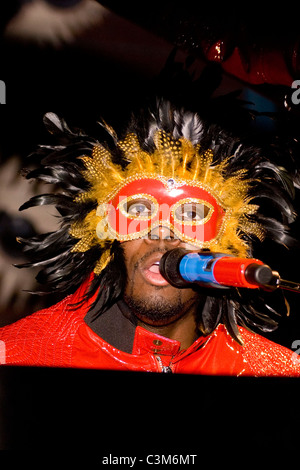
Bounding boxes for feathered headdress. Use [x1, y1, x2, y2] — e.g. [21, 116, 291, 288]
[18, 101, 299, 343]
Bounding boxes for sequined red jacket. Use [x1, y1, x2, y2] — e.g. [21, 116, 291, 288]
[0, 279, 299, 376]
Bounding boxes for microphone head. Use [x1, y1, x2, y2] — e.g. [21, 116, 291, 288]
[159, 248, 191, 288]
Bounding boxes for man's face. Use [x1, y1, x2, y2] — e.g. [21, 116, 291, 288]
[122, 227, 200, 326]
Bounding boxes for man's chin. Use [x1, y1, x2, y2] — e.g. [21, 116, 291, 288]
[123, 294, 184, 325]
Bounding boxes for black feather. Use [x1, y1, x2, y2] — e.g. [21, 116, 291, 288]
[198, 294, 223, 336]
[222, 298, 244, 345]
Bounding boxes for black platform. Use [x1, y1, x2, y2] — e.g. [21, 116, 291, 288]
[0, 366, 299, 465]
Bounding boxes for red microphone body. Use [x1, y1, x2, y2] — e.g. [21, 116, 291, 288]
[159, 248, 276, 289]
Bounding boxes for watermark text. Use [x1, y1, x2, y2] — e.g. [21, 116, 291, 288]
[0, 80, 5, 104]
[0, 341, 5, 364]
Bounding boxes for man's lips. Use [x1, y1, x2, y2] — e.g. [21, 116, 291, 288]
[140, 252, 169, 287]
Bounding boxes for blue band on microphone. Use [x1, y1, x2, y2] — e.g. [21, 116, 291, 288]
[179, 253, 217, 284]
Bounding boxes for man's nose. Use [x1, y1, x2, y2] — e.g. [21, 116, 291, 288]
[144, 226, 181, 245]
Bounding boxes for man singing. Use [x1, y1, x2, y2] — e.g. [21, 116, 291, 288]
[0, 101, 299, 375]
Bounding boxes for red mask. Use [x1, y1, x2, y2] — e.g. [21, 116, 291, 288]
[103, 176, 226, 248]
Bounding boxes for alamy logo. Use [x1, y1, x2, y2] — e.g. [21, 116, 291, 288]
[0, 341, 5, 364]
[291, 80, 300, 105]
[291, 340, 300, 364]
[0, 80, 5, 104]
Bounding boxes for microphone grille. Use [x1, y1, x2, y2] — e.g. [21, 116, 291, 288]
[159, 248, 190, 288]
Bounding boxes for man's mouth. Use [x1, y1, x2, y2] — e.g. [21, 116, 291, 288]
[141, 253, 170, 287]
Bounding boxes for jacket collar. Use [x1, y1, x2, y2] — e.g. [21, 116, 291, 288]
[84, 298, 209, 358]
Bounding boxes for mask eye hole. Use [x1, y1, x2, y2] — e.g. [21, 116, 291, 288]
[173, 200, 213, 224]
[127, 200, 152, 217]
[119, 195, 157, 220]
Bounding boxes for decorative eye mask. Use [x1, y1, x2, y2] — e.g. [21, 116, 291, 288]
[70, 131, 264, 274]
[103, 177, 226, 246]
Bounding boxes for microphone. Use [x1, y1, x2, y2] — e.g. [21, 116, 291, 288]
[159, 248, 278, 290]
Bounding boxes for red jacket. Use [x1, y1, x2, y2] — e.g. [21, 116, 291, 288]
[0, 280, 299, 376]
